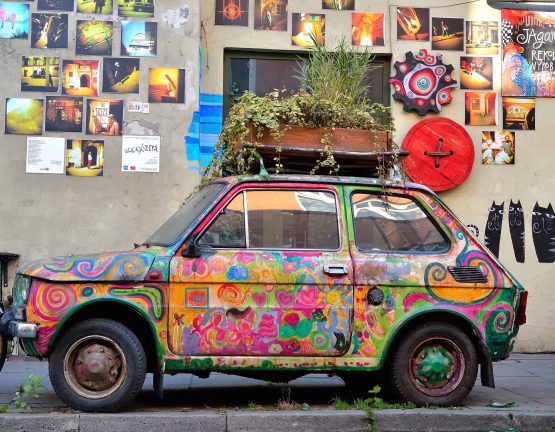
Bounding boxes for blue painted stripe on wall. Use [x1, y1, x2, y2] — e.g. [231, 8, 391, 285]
[185, 92, 224, 168]
[200, 93, 223, 103]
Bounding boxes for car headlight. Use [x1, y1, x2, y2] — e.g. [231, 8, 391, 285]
[21, 277, 32, 303]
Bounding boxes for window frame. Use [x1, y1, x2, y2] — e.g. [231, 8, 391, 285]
[349, 190, 452, 255]
[197, 187, 343, 252]
[223, 48, 392, 117]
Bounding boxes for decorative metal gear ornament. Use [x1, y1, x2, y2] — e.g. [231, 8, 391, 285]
[389, 49, 457, 116]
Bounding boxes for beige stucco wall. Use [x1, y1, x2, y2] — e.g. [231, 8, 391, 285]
[199, 0, 555, 352]
[0, 1, 201, 290]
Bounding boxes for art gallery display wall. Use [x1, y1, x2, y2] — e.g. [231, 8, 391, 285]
[0, 0, 201, 290]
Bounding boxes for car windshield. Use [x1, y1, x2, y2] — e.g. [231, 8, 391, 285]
[145, 182, 226, 246]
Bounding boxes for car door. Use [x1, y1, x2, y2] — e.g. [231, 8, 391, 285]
[168, 183, 354, 357]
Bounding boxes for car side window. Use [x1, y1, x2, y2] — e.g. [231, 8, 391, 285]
[198, 192, 246, 248]
[246, 190, 340, 250]
[352, 193, 449, 253]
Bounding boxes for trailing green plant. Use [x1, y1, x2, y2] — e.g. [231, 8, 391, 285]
[202, 37, 395, 185]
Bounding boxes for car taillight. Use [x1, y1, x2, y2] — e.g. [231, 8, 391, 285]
[516, 290, 528, 326]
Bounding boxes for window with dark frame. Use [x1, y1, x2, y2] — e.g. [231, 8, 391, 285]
[199, 189, 340, 250]
[223, 49, 391, 116]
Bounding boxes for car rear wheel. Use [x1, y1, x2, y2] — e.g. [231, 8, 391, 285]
[49, 318, 146, 412]
[389, 321, 478, 407]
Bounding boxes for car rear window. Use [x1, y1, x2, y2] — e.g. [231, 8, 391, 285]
[352, 193, 449, 253]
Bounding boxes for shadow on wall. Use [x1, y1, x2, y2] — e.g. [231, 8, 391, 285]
[185, 93, 223, 172]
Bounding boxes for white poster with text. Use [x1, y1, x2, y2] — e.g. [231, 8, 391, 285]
[26, 137, 65, 174]
[122, 135, 160, 172]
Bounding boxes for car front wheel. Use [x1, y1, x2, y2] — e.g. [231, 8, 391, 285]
[389, 321, 478, 407]
[49, 318, 146, 412]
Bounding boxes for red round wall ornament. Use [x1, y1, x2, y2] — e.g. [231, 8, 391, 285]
[401, 118, 474, 192]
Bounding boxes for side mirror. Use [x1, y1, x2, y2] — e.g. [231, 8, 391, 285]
[181, 237, 201, 258]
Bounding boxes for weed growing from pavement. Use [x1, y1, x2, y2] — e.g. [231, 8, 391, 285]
[0, 374, 47, 412]
[247, 385, 310, 412]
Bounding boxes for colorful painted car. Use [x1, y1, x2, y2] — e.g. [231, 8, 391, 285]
[3, 176, 528, 412]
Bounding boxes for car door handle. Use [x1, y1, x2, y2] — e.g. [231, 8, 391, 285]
[323, 264, 349, 276]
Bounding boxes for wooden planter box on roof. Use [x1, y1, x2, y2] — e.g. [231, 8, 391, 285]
[234, 125, 403, 174]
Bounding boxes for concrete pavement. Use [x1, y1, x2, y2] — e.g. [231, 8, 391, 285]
[0, 354, 554, 431]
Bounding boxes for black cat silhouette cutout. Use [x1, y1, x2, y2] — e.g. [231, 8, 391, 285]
[508, 200, 525, 263]
[532, 202, 555, 263]
[484, 201, 504, 258]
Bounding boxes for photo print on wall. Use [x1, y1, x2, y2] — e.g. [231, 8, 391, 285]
[460, 56, 493, 90]
[292, 13, 325, 47]
[76, 0, 113, 14]
[21, 56, 60, 92]
[118, 0, 153, 18]
[5, 98, 43, 135]
[431, 17, 464, 51]
[31, 13, 68, 48]
[0, 2, 29, 39]
[465, 92, 497, 126]
[45, 96, 83, 133]
[66, 139, 104, 177]
[466, 21, 499, 54]
[86, 99, 123, 135]
[102, 58, 140, 93]
[61, 60, 99, 96]
[254, 0, 287, 31]
[481, 131, 515, 165]
[215, 0, 248, 26]
[121, 21, 157, 57]
[148, 68, 185, 103]
[352, 13, 384, 47]
[503, 97, 535, 130]
[502, 10, 555, 97]
[76, 20, 113, 56]
[396, 7, 429, 41]
[37, 0, 74, 11]
[322, 0, 354, 10]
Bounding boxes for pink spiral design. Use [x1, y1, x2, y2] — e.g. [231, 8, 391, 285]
[32, 284, 76, 321]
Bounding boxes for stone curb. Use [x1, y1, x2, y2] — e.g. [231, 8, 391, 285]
[373, 408, 555, 432]
[0, 409, 554, 432]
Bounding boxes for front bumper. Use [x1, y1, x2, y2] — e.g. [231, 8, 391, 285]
[0, 309, 37, 339]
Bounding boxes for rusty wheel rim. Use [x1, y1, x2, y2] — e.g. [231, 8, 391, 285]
[408, 337, 465, 398]
[63, 335, 127, 399]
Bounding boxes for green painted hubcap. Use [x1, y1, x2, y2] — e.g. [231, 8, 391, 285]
[415, 344, 455, 386]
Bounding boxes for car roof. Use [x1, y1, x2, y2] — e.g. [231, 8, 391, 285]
[211, 175, 435, 195]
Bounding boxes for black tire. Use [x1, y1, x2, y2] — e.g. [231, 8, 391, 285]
[0, 334, 7, 373]
[389, 321, 478, 407]
[49, 318, 146, 412]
